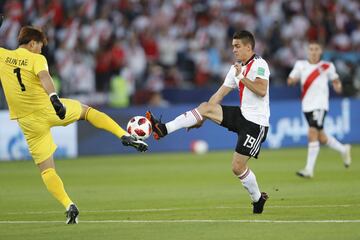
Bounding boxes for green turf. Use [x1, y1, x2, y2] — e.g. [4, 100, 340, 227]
[0, 146, 359, 240]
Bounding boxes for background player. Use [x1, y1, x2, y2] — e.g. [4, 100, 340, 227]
[287, 41, 351, 178]
[146, 30, 270, 214]
[0, 25, 148, 224]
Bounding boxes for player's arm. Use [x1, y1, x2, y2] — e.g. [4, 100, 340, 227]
[239, 77, 267, 97]
[234, 62, 268, 97]
[332, 78, 342, 94]
[210, 64, 237, 104]
[208, 85, 233, 105]
[287, 77, 299, 86]
[38, 70, 56, 94]
[287, 61, 301, 86]
[38, 70, 66, 119]
[328, 63, 342, 94]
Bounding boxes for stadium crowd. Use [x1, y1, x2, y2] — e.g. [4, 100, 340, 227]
[0, 0, 360, 106]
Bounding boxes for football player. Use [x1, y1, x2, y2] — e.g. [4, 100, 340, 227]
[146, 30, 270, 214]
[287, 41, 351, 178]
[0, 24, 148, 224]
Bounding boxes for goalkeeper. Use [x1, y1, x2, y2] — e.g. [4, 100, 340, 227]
[0, 23, 148, 224]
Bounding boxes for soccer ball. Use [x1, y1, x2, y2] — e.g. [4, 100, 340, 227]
[127, 116, 152, 140]
[190, 140, 209, 154]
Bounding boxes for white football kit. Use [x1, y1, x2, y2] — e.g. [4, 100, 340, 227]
[289, 60, 339, 112]
[223, 55, 270, 127]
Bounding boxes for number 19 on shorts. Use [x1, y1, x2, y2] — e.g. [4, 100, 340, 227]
[243, 134, 256, 148]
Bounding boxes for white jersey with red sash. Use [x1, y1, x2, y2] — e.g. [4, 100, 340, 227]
[223, 55, 270, 126]
[289, 60, 339, 112]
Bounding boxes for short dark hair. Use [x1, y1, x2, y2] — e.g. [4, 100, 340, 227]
[233, 30, 255, 50]
[308, 40, 322, 48]
[17, 26, 48, 46]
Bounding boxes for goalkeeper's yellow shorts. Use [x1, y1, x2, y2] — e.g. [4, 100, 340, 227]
[17, 98, 82, 164]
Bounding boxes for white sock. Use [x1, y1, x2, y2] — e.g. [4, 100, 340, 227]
[326, 135, 346, 154]
[238, 168, 261, 202]
[165, 108, 203, 134]
[305, 141, 320, 173]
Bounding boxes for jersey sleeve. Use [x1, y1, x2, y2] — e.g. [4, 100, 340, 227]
[33, 54, 49, 75]
[253, 59, 270, 81]
[223, 65, 237, 88]
[289, 61, 302, 79]
[327, 62, 339, 81]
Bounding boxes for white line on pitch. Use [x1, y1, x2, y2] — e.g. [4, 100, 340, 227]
[4, 204, 359, 215]
[0, 220, 360, 224]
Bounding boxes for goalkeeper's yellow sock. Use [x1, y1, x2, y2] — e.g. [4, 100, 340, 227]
[41, 168, 72, 209]
[85, 108, 127, 138]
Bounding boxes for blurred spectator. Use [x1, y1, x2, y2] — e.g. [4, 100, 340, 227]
[140, 28, 159, 63]
[95, 41, 113, 92]
[0, 0, 359, 106]
[125, 33, 146, 84]
[158, 27, 178, 68]
[70, 51, 96, 95]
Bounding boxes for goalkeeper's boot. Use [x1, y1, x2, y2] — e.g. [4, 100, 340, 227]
[66, 204, 79, 224]
[252, 192, 269, 214]
[341, 144, 351, 168]
[145, 111, 168, 140]
[121, 135, 148, 152]
[296, 169, 313, 178]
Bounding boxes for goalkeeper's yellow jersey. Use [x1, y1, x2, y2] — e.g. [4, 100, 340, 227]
[0, 47, 49, 119]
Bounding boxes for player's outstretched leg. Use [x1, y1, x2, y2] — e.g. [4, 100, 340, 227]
[252, 192, 269, 214]
[84, 107, 147, 152]
[66, 204, 79, 224]
[85, 107, 127, 139]
[146, 111, 168, 140]
[146, 108, 203, 140]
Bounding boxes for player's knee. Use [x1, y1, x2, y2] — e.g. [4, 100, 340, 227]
[197, 102, 213, 116]
[308, 128, 319, 142]
[319, 134, 327, 144]
[197, 102, 208, 110]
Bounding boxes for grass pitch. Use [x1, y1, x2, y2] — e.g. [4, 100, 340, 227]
[0, 146, 359, 240]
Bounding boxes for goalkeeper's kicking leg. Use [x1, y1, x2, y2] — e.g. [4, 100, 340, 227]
[81, 105, 148, 152]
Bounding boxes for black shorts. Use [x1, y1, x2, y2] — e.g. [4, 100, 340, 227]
[304, 110, 327, 130]
[220, 105, 268, 158]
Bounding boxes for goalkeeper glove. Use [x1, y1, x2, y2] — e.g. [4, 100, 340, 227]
[50, 93, 66, 120]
